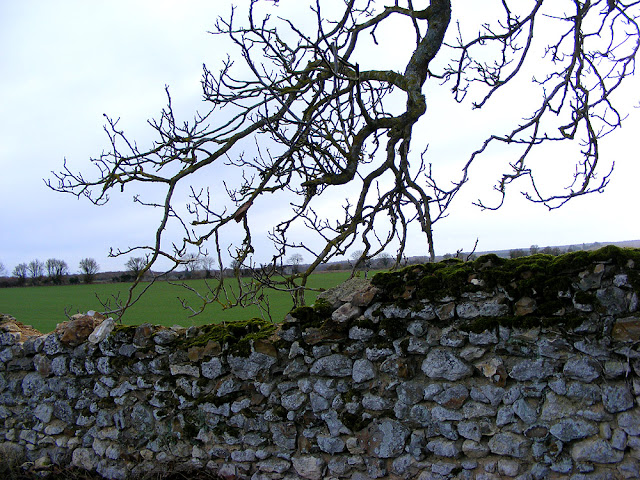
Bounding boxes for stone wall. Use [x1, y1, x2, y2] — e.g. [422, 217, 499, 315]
[2, 246, 640, 480]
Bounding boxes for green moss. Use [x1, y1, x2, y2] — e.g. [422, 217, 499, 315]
[373, 246, 639, 309]
[179, 318, 276, 357]
[379, 317, 409, 340]
[288, 299, 333, 328]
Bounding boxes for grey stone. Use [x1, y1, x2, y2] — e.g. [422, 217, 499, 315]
[463, 401, 497, 419]
[382, 304, 412, 319]
[462, 439, 489, 458]
[270, 422, 297, 450]
[457, 302, 481, 319]
[327, 456, 350, 475]
[317, 435, 345, 454]
[22, 372, 47, 397]
[72, 447, 98, 470]
[597, 286, 628, 315]
[549, 457, 572, 474]
[292, 455, 325, 480]
[362, 393, 392, 411]
[549, 418, 598, 442]
[440, 327, 467, 347]
[310, 392, 329, 412]
[51, 356, 67, 376]
[410, 404, 434, 426]
[563, 356, 601, 382]
[427, 438, 460, 458]
[460, 346, 486, 362]
[349, 326, 374, 341]
[571, 439, 624, 463]
[333, 303, 361, 323]
[321, 410, 350, 436]
[96, 357, 114, 375]
[567, 382, 601, 405]
[611, 429, 628, 450]
[366, 346, 394, 361]
[412, 304, 437, 321]
[436, 302, 456, 321]
[618, 410, 640, 435]
[512, 398, 538, 424]
[432, 405, 464, 422]
[540, 391, 575, 421]
[498, 459, 520, 477]
[201, 357, 223, 379]
[458, 421, 482, 442]
[34, 404, 53, 423]
[110, 380, 136, 397]
[281, 390, 306, 411]
[602, 385, 634, 413]
[365, 419, 410, 458]
[488, 433, 529, 458]
[228, 352, 276, 380]
[510, 359, 556, 381]
[43, 334, 64, 355]
[257, 458, 291, 474]
[310, 354, 352, 377]
[352, 358, 375, 383]
[469, 330, 499, 345]
[407, 337, 431, 354]
[397, 381, 425, 405]
[434, 384, 469, 409]
[538, 337, 572, 359]
[471, 385, 505, 406]
[422, 349, 472, 381]
[231, 449, 256, 462]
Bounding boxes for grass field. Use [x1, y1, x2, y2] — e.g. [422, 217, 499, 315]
[0, 271, 358, 333]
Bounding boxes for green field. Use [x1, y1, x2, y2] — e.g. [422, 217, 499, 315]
[0, 271, 357, 333]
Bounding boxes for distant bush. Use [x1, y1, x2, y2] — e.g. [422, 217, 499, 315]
[68, 276, 80, 285]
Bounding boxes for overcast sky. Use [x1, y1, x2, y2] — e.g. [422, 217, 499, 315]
[1, 0, 639, 276]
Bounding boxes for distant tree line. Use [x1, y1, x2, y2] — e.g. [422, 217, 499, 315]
[0, 258, 100, 288]
[0, 242, 606, 289]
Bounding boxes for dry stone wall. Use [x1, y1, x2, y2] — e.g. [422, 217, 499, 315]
[2, 246, 640, 479]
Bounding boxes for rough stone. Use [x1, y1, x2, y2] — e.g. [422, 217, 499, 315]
[488, 433, 529, 458]
[509, 359, 556, 381]
[549, 418, 598, 442]
[571, 439, 624, 463]
[292, 455, 326, 480]
[602, 385, 634, 413]
[310, 354, 352, 377]
[362, 419, 410, 458]
[422, 349, 472, 381]
[563, 356, 601, 382]
[426, 438, 460, 458]
[333, 303, 362, 323]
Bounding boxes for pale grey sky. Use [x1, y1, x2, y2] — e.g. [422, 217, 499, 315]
[1, 0, 638, 276]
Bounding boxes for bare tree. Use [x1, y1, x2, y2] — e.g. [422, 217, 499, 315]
[199, 255, 217, 279]
[287, 253, 304, 274]
[13, 263, 28, 285]
[48, 0, 640, 317]
[27, 259, 44, 285]
[45, 258, 69, 285]
[181, 252, 201, 278]
[375, 252, 393, 268]
[0, 261, 5, 277]
[79, 257, 100, 284]
[125, 257, 147, 280]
